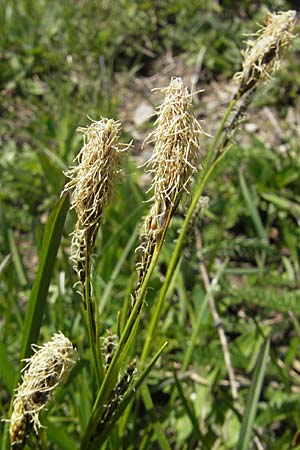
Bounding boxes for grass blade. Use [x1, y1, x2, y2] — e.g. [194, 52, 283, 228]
[141, 383, 172, 450]
[7, 228, 28, 286]
[0, 339, 15, 395]
[239, 169, 268, 243]
[83, 342, 168, 449]
[236, 335, 270, 450]
[20, 192, 70, 361]
[36, 148, 66, 196]
[45, 420, 78, 450]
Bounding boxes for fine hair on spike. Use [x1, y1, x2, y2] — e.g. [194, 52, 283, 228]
[144, 77, 204, 226]
[133, 77, 205, 304]
[234, 10, 296, 97]
[9, 333, 78, 450]
[62, 117, 130, 299]
[63, 118, 129, 239]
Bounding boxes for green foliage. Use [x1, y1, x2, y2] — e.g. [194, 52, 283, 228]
[1, 1, 300, 449]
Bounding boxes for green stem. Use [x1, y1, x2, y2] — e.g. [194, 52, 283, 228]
[82, 242, 161, 447]
[141, 384, 172, 450]
[204, 98, 237, 169]
[84, 249, 104, 387]
[141, 98, 238, 363]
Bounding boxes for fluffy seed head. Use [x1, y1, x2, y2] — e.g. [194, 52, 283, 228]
[63, 118, 128, 234]
[234, 10, 296, 96]
[144, 77, 204, 234]
[10, 333, 78, 449]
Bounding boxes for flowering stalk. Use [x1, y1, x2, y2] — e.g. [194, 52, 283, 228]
[63, 118, 129, 304]
[63, 118, 129, 384]
[141, 10, 297, 363]
[102, 331, 118, 373]
[234, 10, 296, 98]
[10, 333, 78, 450]
[89, 358, 137, 442]
[134, 77, 204, 305]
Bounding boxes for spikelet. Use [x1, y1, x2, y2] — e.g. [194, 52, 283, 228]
[70, 227, 87, 286]
[144, 77, 203, 232]
[92, 358, 137, 438]
[133, 78, 204, 303]
[102, 331, 118, 372]
[64, 118, 129, 247]
[234, 10, 296, 97]
[10, 333, 78, 450]
[63, 118, 130, 296]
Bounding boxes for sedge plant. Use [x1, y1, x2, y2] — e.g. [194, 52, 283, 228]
[5, 8, 297, 450]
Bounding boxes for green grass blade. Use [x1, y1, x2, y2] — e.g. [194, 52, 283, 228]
[36, 149, 65, 196]
[83, 342, 168, 450]
[239, 169, 268, 243]
[174, 373, 207, 449]
[7, 228, 28, 286]
[45, 420, 78, 450]
[0, 339, 15, 395]
[261, 192, 300, 221]
[236, 336, 270, 450]
[20, 192, 70, 361]
[141, 383, 172, 450]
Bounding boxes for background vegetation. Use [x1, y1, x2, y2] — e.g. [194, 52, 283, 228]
[1, 1, 300, 449]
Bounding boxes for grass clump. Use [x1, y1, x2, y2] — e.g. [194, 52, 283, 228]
[1, 4, 300, 450]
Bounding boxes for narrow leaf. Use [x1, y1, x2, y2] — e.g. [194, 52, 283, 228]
[0, 339, 15, 395]
[239, 170, 268, 243]
[20, 193, 70, 361]
[82, 342, 168, 450]
[141, 383, 172, 450]
[236, 336, 270, 450]
[45, 420, 78, 450]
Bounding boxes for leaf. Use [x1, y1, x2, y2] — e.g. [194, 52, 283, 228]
[141, 383, 172, 450]
[45, 420, 78, 450]
[20, 192, 70, 362]
[82, 342, 168, 450]
[261, 192, 300, 223]
[239, 169, 268, 243]
[0, 339, 15, 395]
[36, 148, 66, 196]
[227, 286, 300, 314]
[7, 228, 28, 286]
[236, 336, 270, 450]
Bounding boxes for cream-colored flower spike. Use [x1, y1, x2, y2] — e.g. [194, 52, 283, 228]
[133, 78, 204, 303]
[10, 333, 78, 450]
[144, 77, 204, 236]
[64, 118, 128, 248]
[234, 10, 296, 96]
[63, 118, 129, 298]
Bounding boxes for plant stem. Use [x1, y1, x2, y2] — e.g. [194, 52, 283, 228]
[82, 241, 161, 447]
[141, 97, 238, 363]
[84, 249, 104, 386]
